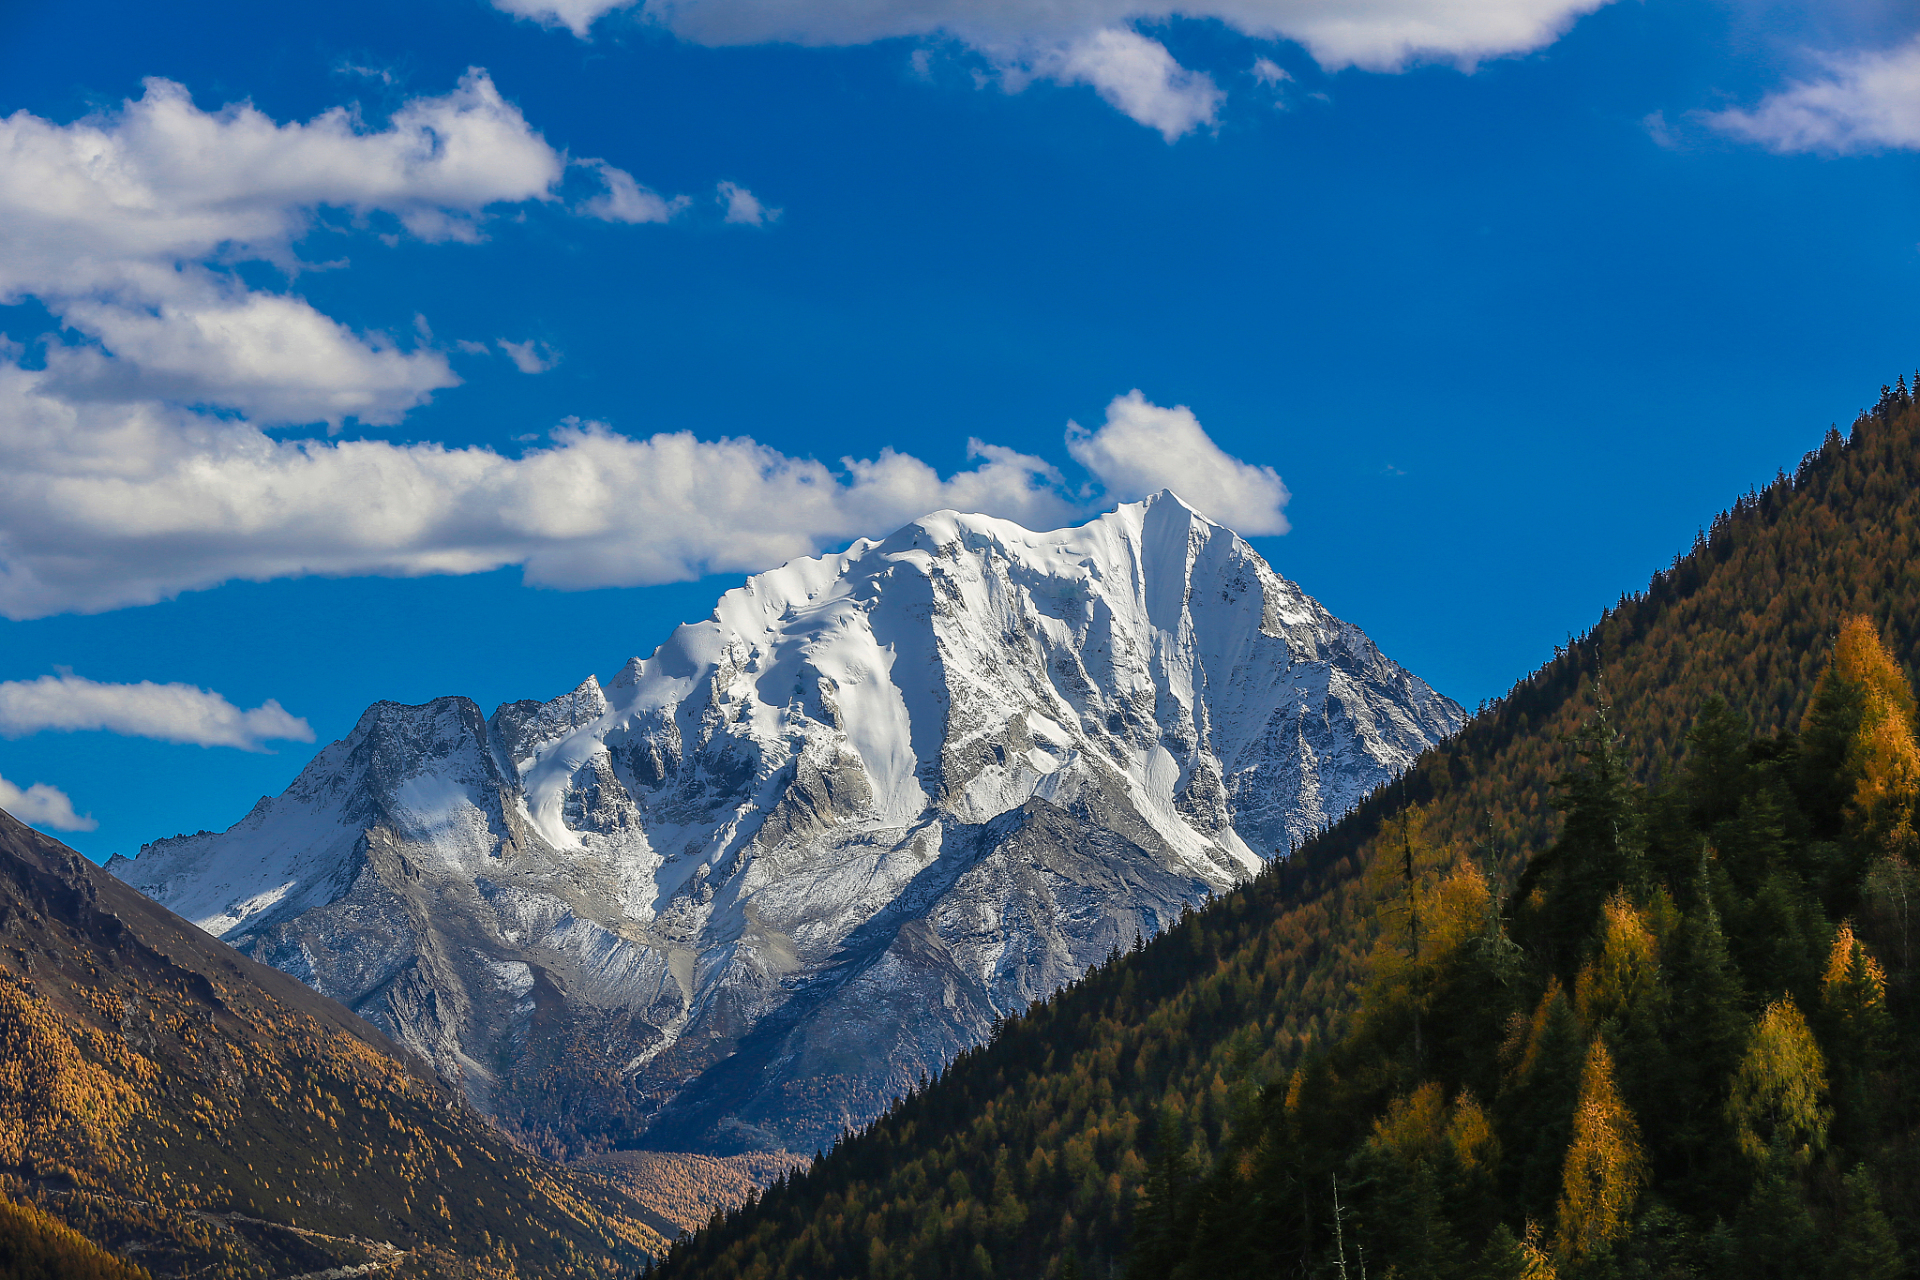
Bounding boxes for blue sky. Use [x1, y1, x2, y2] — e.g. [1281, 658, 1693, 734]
[0, 0, 1916, 860]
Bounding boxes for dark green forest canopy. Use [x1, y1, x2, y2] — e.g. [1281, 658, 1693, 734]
[647, 380, 1920, 1280]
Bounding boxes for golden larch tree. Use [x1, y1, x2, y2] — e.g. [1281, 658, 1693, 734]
[1726, 996, 1831, 1167]
[1555, 1039, 1647, 1264]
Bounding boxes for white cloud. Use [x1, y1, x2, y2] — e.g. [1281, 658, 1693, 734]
[718, 180, 780, 225]
[494, 0, 637, 38]
[498, 339, 559, 374]
[655, 0, 1608, 70]
[1066, 389, 1290, 534]
[499, 0, 1611, 136]
[579, 159, 690, 223]
[47, 294, 456, 426]
[1028, 28, 1225, 140]
[0, 774, 96, 832]
[0, 357, 1282, 618]
[0, 674, 314, 751]
[334, 61, 400, 86]
[1708, 35, 1920, 153]
[0, 357, 1079, 617]
[0, 71, 672, 427]
[1251, 56, 1290, 85]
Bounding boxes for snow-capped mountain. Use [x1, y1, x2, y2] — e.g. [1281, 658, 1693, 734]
[110, 492, 1463, 1154]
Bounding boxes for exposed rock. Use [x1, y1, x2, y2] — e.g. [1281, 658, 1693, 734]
[112, 492, 1462, 1154]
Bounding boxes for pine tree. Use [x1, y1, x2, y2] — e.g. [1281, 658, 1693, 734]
[1476, 1222, 1557, 1280]
[1827, 1164, 1903, 1280]
[1732, 1166, 1819, 1280]
[1125, 1112, 1191, 1280]
[1504, 984, 1588, 1222]
[1684, 696, 1750, 829]
[1518, 698, 1646, 975]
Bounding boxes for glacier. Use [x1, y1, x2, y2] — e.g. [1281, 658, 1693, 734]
[110, 491, 1463, 1153]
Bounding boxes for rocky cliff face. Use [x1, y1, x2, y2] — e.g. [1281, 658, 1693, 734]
[111, 492, 1463, 1154]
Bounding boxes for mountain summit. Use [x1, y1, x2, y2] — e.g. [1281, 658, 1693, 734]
[112, 492, 1462, 1153]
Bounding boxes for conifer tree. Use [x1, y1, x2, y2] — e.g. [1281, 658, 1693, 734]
[1820, 922, 1892, 1063]
[1476, 1222, 1557, 1280]
[1733, 1166, 1820, 1280]
[1669, 869, 1746, 1073]
[1125, 1113, 1191, 1280]
[1554, 1040, 1646, 1268]
[1828, 1164, 1903, 1280]
[1504, 983, 1588, 1220]
[1799, 616, 1918, 854]
[1819, 923, 1893, 1143]
[1519, 698, 1645, 975]
[1573, 894, 1660, 1030]
[1684, 696, 1750, 829]
[1726, 997, 1830, 1169]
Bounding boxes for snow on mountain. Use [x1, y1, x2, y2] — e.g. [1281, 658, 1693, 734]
[109, 492, 1463, 1153]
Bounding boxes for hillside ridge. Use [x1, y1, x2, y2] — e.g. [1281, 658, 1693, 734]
[0, 807, 668, 1278]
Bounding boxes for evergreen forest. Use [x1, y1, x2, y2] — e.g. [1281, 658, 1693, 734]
[647, 381, 1920, 1280]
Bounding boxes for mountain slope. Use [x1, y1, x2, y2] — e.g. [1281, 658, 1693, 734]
[0, 808, 664, 1278]
[647, 382, 1920, 1278]
[113, 491, 1462, 1155]
[1126, 612, 1920, 1278]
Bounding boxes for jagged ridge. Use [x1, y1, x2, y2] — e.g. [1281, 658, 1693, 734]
[113, 492, 1462, 1154]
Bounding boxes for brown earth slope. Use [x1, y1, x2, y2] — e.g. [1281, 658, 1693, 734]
[574, 1151, 809, 1237]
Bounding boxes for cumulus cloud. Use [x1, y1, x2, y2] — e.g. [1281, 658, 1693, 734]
[1708, 35, 1920, 153]
[718, 181, 779, 225]
[0, 674, 314, 751]
[46, 295, 456, 426]
[1066, 389, 1290, 534]
[0, 774, 96, 832]
[493, 0, 1610, 135]
[0, 357, 1282, 617]
[0, 72, 670, 426]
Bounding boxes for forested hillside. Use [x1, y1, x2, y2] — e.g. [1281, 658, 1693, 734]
[1133, 615, 1919, 1276]
[648, 378, 1920, 1280]
[0, 811, 667, 1278]
[0, 1187, 150, 1279]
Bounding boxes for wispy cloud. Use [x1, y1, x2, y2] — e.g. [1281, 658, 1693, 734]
[579, 159, 690, 223]
[0, 675, 314, 751]
[718, 181, 779, 225]
[498, 339, 559, 373]
[1708, 35, 1920, 153]
[0, 773, 96, 832]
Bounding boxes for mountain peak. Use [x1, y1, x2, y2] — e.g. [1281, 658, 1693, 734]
[116, 501, 1461, 1154]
